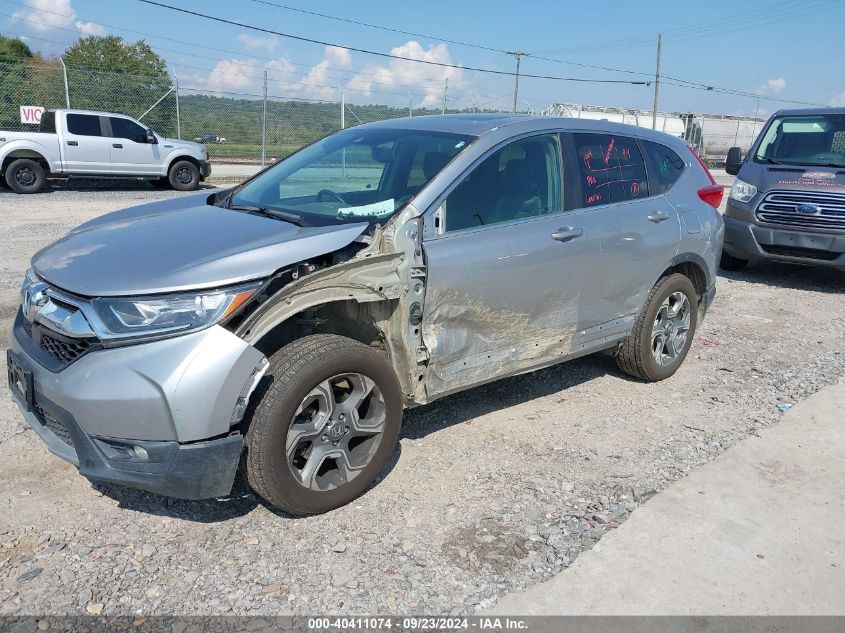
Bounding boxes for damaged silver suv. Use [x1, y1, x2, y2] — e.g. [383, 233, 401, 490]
[7, 115, 724, 515]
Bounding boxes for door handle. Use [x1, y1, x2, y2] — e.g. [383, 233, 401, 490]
[647, 211, 670, 223]
[112, 143, 123, 149]
[551, 226, 584, 242]
[67, 140, 78, 146]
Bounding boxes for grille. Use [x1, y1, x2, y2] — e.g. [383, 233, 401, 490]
[760, 244, 841, 261]
[756, 190, 845, 231]
[39, 333, 93, 364]
[34, 402, 74, 447]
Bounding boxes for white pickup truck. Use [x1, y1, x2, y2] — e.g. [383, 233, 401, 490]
[0, 109, 211, 194]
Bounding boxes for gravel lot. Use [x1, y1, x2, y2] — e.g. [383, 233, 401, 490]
[1, 181, 844, 616]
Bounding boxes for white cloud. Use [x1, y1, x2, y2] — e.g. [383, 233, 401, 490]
[237, 33, 278, 54]
[12, 0, 105, 37]
[756, 77, 786, 95]
[830, 90, 845, 107]
[345, 41, 463, 108]
[191, 41, 462, 107]
[75, 20, 105, 36]
[286, 46, 351, 100]
[196, 57, 295, 93]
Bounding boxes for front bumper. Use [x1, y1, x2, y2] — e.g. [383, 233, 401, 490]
[7, 316, 266, 499]
[10, 386, 243, 499]
[723, 214, 845, 270]
[199, 160, 212, 179]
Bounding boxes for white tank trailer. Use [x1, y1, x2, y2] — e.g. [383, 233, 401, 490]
[543, 103, 764, 166]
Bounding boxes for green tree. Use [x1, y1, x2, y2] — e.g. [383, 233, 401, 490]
[0, 35, 32, 64]
[63, 35, 166, 76]
[62, 35, 174, 134]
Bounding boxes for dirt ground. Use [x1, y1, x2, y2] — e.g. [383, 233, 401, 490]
[1, 181, 844, 615]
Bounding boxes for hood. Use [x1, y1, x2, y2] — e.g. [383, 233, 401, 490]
[32, 196, 368, 297]
[740, 162, 845, 193]
[158, 135, 204, 152]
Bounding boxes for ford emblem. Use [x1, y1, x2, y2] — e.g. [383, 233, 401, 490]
[796, 204, 821, 215]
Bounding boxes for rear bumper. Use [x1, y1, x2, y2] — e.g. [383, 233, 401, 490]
[723, 215, 845, 270]
[11, 388, 242, 499]
[199, 160, 212, 179]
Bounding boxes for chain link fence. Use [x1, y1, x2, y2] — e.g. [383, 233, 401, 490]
[1, 61, 473, 165]
[2, 61, 763, 167]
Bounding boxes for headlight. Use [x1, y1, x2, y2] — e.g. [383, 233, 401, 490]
[729, 178, 758, 203]
[89, 283, 258, 339]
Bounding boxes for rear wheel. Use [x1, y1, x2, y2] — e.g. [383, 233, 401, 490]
[167, 160, 200, 191]
[6, 158, 46, 194]
[245, 334, 403, 515]
[720, 251, 748, 271]
[616, 274, 699, 382]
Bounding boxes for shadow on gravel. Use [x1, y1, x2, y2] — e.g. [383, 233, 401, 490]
[91, 444, 406, 522]
[0, 180, 217, 194]
[91, 474, 259, 523]
[401, 353, 619, 440]
[718, 261, 845, 294]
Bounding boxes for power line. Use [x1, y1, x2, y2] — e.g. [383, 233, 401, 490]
[0, 2, 469, 94]
[243, 0, 506, 55]
[132, 0, 650, 86]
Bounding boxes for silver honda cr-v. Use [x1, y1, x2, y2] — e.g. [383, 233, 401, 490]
[7, 114, 724, 515]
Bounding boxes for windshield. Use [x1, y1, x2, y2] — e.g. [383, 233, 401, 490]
[229, 127, 474, 227]
[754, 113, 845, 167]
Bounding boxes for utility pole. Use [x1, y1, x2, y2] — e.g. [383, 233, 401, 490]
[507, 51, 527, 113]
[651, 33, 662, 130]
[58, 57, 70, 108]
[442, 78, 448, 114]
[407, 91, 413, 118]
[172, 69, 181, 139]
[339, 88, 346, 177]
[261, 70, 267, 167]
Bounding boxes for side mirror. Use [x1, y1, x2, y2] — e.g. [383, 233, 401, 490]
[146, 129, 158, 144]
[725, 146, 743, 176]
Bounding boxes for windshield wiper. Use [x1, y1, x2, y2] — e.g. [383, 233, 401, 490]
[228, 204, 306, 227]
[759, 156, 785, 165]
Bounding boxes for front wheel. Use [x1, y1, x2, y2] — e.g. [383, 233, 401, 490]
[245, 334, 403, 515]
[6, 158, 46, 194]
[167, 160, 200, 191]
[616, 273, 699, 382]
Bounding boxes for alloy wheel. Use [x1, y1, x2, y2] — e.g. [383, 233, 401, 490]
[651, 291, 691, 366]
[286, 373, 386, 491]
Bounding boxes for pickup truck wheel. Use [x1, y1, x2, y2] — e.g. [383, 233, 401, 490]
[168, 160, 200, 191]
[615, 273, 699, 382]
[6, 158, 46, 194]
[244, 334, 403, 515]
[719, 251, 748, 272]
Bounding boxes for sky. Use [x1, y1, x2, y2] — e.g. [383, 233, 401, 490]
[2, 0, 844, 117]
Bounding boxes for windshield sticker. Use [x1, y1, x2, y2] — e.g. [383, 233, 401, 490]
[455, 141, 466, 149]
[337, 199, 395, 219]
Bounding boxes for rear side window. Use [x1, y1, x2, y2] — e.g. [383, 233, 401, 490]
[573, 133, 648, 207]
[640, 139, 685, 195]
[39, 111, 56, 134]
[109, 117, 147, 143]
[66, 114, 102, 137]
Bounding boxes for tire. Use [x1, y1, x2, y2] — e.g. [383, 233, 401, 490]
[167, 160, 200, 191]
[720, 251, 748, 272]
[245, 334, 403, 515]
[615, 273, 699, 382]
[6, 158, 46, 194]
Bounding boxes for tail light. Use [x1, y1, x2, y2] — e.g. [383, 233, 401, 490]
[690, 150, 724, 208]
